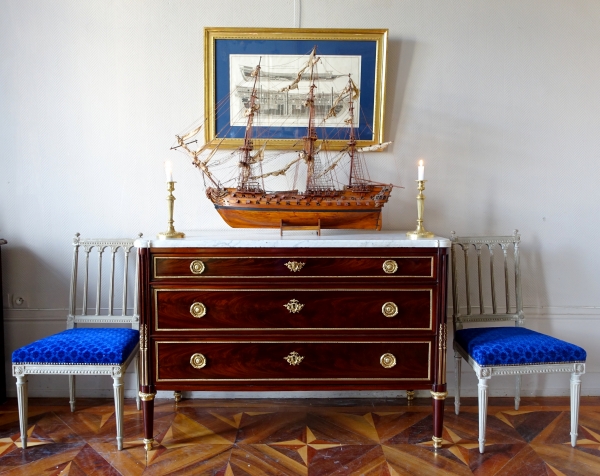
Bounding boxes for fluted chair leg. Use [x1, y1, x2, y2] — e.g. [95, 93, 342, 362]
[515, 375, 522, 410]
[113, 375, 124, 450]
[69, 375, 76, 412]
[478, 376, 490, 453]
[134, 355, 141, 411]
[454, 352, 462, 415]
[570, 372, 582, 447]
[16, 375, 28, 449]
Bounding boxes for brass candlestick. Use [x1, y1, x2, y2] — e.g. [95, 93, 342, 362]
[157, 181, 185, 239]
[407, 180, 434, 239]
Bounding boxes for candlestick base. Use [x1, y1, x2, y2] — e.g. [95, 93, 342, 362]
[157, 230, 185, 240]
[406, 228, 435, 239]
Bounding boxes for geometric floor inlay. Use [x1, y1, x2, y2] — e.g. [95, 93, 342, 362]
[0, 396, 600, 475]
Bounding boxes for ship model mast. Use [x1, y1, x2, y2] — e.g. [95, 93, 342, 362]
[175, 46, 395, 230]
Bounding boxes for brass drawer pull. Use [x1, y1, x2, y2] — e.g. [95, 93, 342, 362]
[284, 351, 304, 366]
[284, 299, 304, 313]
[285, 261, 305, 272]
[190, 302, 207, 318]
[380, 353, 397, 369]
[190, 260, 205, 275]
[382, 302, 399, 318]
[190, 353, 207, 369]
[382, 260, 398, 274]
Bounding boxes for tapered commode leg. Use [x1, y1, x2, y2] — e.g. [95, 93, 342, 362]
[454, 352, 462, 415]
[431, 389, 448, 449]
[570, 371, 582, 447]
[69, 375, 76, 412]
[173, 391, 182, 403]
[16, 375, 28, 449]
[113, 375, 124, 450]
[478, 377, 490, 453]
[140, 391, 156, 451]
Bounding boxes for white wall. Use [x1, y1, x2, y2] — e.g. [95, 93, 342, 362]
[1, 0, 599, 399]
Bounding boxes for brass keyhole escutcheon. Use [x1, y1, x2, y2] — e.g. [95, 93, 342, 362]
[285, 261, 305, 272]
[382, 302, 399, 318]
[382, 260, 398, 274]
[190, 353, 207, 369]
[284, 351, 304, 366]
[284, 299, 304, 313]
[190, 302, 207, 318]
[380, 353, 397, 369]
[190, 260, 205, 275]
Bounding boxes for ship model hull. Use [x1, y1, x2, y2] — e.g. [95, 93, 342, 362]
[207, 185, 392, 230]
[178, 49, 395, 231]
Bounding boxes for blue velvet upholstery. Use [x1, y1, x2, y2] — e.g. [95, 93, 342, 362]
[12, 328, 139, 365]
[454, 327, 586, 367]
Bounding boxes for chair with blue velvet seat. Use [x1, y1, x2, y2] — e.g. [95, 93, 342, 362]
[12, 234, 142, 450]
[451, 230, 586, 453]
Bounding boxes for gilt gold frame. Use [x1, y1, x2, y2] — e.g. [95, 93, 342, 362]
[204, 27, 388, 150]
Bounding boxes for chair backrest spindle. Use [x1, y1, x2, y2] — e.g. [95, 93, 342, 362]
[476, 244, 484, 314]
[450, 231, 522, 330]
[463, 247, 471, 315]
[67, 234, 141, 330]
[122, 248, 129, 316]
[108, 246, 116, 316]
[95, 247, 103, 316]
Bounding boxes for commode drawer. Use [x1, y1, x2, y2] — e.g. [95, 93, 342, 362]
[153, 288, 434, 331]
[152, 254, 435, 280]
[155, 341, 432, 383]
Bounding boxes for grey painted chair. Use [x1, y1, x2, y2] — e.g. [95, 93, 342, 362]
[12, 234, 142, 450]
[450, 230, 586, 453]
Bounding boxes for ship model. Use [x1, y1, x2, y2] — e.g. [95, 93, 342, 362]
[174, 47, 394, 230]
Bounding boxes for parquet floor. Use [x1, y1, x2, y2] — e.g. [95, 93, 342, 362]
[0, 396, 599, 475]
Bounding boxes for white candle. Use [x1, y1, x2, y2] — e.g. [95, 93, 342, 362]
[417, 160, 424, 180]
[165, 161, 173, 182]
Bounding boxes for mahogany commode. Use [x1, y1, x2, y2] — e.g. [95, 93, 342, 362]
[135, 230, 450, 449]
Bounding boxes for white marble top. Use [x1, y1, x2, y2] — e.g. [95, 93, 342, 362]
[135, 229, 450, 248]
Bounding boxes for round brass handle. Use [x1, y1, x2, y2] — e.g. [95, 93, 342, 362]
[285, 261, 305, 272]
[382, 260, 398, 274]
[190, 353, 207, 369]
[380, 353, 397, 369]
[382, 302, 399, 318]
[190, 260, 205, 275]
[284, 351, 304, 366]
[190, 302, 207, 318]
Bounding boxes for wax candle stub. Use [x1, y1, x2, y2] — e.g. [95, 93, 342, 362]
[165, 161, 173, 182]
[418, 160, 424, 180]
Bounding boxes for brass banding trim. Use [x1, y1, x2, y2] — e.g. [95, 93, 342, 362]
[430, 390, 448, 400]
[139, 391, 156, 401]
[432, 435, 443, 448]
[154, 288, 433, 332]
[152, 256, 435, 279]
[155, 341, 431, 382]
